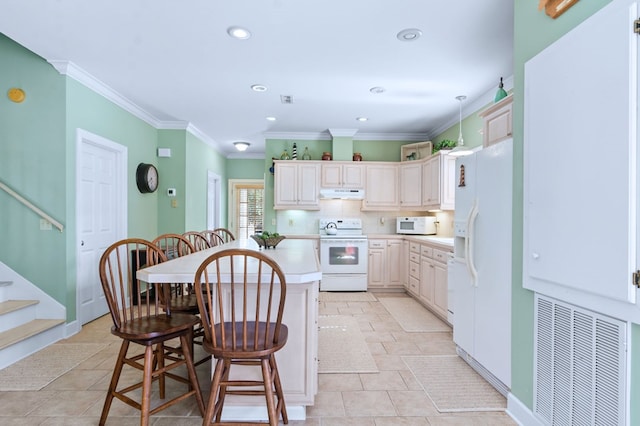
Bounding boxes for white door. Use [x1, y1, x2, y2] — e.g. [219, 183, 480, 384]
[524, 0, 640, 321]
[76, 129, 127, 325]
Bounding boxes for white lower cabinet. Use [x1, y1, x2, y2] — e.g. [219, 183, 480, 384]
[406, 240, 451, 323]
[368, 238, 403, 290]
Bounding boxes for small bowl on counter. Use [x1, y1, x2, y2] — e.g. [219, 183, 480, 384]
[251, 234, 286, 249]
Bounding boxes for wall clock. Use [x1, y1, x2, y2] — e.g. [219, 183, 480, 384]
[136, 163, 159, 193]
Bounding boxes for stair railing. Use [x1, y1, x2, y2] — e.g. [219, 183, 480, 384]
[0, 180, 64, 232]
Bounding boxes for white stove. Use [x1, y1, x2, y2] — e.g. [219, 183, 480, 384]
[318, 218, 368, 291]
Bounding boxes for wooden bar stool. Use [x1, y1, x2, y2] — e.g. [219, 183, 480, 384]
[213, 228, 236, 243]
[194, 248, 288, 425]
[202, 230, 226, 247]
[98, 238, 205, 426]
[182, 231, 212, 252]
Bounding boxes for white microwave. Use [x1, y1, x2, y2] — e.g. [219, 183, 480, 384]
[396, 216, 437, 235]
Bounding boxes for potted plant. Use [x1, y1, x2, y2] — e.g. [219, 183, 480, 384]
[432, 139, 457, 153]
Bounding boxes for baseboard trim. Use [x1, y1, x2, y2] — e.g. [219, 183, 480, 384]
[507, 393, 543, 426]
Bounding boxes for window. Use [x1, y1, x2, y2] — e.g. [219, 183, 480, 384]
[235, 183, 264, 239]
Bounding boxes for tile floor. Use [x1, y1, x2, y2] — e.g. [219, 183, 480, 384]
[0, 292, 516, 425]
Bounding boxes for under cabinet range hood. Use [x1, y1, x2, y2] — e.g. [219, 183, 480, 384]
[319, 188, 365, 199]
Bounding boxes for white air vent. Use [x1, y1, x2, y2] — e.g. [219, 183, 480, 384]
[280, 95, 293, 104]
[534, 294, 626, 426]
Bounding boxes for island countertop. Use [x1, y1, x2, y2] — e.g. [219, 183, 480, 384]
[137, 238, 322, 284]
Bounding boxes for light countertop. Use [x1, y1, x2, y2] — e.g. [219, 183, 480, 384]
[137, 239, 322, 284]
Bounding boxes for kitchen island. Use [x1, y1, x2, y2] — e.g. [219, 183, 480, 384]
[137, 238, 321, 421]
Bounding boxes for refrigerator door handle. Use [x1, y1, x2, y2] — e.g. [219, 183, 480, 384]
[467, 199, 479, 287]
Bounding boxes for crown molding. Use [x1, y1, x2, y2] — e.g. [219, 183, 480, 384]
[328, 128, 358, 138]
[48, 60, 162, 128]
[354, 132, 430, 141]
[263, 131, 332, 140]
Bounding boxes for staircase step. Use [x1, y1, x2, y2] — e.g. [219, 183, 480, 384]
[0, 300, 38, 316]
[0, 319, 65, 351]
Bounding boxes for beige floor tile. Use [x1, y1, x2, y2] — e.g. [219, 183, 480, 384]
[360, 370, 408, 391]
[388, 390, 440, 416]
[42, 368, 110, 391]
[318, 373, 363, 392]
[341, 390, 397, 417]
[414, 339, 457, 355]
[0, 391, 57, 416]
[0, 418, 48, 426]
[338, 306, 365, 315]
[361, 330, 397, 343]
[321, 417, 376, 426]
[367, 342, 387, 355]
[372, 353, 410, 371]
[29, 390, 104, 416]
[425, 415, 517, 425]
[306, 391, 345, 418]
[398, 370, 424, 391]
[374, 417, 430, 426]
[381, 341, 423, 355]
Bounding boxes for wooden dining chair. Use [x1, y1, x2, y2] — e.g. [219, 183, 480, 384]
[194, 248, 288, 426]
[152, 233, 208, 365]
[213, 227, 236, 243]
[202, 230, 226, 247]
[98, 238, 205, 426]
[182, 231, 211, 252]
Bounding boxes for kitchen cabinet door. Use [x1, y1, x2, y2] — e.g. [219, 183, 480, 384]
[433, 260, 448, 319]
[386, 239, 403, 287]
[422, 152, 455, 211]
[363, 164, 398, 210]
[479, 95, 512, 147]
[368, 244, 386, 289]
[274, 162, 320, 210]
[420, 255, 435, 305]
[321, 163, 364, 189]
[399, 162, 422, 208]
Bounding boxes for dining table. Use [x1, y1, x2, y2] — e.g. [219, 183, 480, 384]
[137, 238, 321, 421]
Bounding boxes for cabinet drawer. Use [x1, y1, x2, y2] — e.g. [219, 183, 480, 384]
[409, 242, 421, 254]
[409, 275, 419, 294]
[420, 245, 433, 258]
[409, 252, 420, 264]
[369, 240, 385, 249]
[409, 260, 420, 278]
[433, 249, 450, 263]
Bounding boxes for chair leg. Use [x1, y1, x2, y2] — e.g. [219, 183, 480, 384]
[179, 334, 205, 416]
[214, 359, 232, 423]
[261, 358, 278, 426]
[141, 345, 154, 426]
[156, 341, 165, 399]
[99, 340, 129, 426]
[270, 355, 288, 424]
[204, 358, 225, 425]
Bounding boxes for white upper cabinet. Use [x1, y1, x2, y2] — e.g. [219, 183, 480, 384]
[321, 162, 364, 189]
[274, 161, 321, 210]
[399, 162, 422, 208]
[479, 94, 513, 148]
[422, 151, 456, 211]
[363, 164, 399, 210]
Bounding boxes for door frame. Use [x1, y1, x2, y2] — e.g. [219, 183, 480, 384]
[207, 171, 222, 230]
[75, 129, 127, 330]
[228, 179, 264, 238]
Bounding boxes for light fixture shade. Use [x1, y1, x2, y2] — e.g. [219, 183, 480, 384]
[495, 77, 508, 103]
[234, 142, 250, 151]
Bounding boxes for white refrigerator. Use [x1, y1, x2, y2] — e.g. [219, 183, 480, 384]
[449, 139, 512, 390]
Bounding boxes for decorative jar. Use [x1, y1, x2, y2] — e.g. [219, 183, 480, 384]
[353, 152, 363, 161]
[322, 152, 332, 161]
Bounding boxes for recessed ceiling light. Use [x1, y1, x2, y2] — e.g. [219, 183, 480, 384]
[266, 116, 277, 121]
[251, 84, 267, 92]
[356, 117, 368, 122]
[227, 26, 251, 40]
[370, 86, 386, 94]
[396, 28, 422, 41]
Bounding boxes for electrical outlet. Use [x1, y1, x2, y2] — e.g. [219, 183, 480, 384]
[272, 218, 276, 226]
[289, 219, 294, 226]
[40, 219, 52, 231]
[171, 199, 178, 208]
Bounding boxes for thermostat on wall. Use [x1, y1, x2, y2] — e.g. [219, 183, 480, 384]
[167, 188, 176, 197]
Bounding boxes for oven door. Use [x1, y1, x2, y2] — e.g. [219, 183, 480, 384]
[319, 238, 368, 274]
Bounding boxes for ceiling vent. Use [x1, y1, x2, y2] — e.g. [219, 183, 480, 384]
[280, 95, 294, 104]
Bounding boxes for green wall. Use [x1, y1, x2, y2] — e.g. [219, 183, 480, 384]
[226, 159, 266, 180]
[0, 34, 67, 307]
[185, 132, 227, 232]
[511, 0, 612, 411]
[1, 33, 227, 323]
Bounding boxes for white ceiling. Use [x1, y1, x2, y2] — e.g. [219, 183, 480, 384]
[0, 0, 514, 158]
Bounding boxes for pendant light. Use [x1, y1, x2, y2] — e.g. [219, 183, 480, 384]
[494, 77, 508, 103]
[449, 95, 473, 157]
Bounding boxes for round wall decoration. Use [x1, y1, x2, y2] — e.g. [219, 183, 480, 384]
[136, 163, 159, 193]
